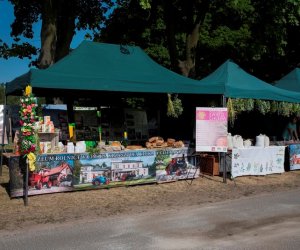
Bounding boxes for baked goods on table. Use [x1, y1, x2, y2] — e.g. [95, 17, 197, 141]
[97, 137, 185, 151]
[146, 137, 184, 149]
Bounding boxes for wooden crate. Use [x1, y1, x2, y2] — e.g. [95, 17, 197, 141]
[200, 155, 219, 176]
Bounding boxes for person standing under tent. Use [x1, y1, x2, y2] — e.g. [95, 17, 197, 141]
[282, 116, 299, 141]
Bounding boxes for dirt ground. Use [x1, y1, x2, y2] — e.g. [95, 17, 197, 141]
[1, 165, 300, 232]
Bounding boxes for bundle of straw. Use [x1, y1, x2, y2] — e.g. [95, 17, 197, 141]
[167, 93, 175, 117]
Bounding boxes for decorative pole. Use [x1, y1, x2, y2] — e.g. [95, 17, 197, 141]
[24, 159, 29, 206]
[19, 85, 39, 206]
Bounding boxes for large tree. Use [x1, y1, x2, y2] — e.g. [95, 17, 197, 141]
[1, 0, 115, 68]
[99, 0, 258, 77]
[99, 0, 300, 81]
[2, 0, 300, 81]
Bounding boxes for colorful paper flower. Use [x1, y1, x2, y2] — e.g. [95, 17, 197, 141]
[19, 86, 39, 156]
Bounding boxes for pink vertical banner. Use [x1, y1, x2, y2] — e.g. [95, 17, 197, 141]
[195, 107, 228, 152]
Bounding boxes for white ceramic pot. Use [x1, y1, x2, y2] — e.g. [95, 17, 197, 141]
[233, 135, 244, 148]
[227, 133, 233, 150]
[255, 134, 265, 147]
[264, 135, 270, 147]
[243, 139, 252, 148]
[67, 142, 75, 153]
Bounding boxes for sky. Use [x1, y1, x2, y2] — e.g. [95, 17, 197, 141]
[0, 0, 89, 84]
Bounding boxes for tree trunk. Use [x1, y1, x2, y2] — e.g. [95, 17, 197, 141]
[162, 0, 180, 73]
[179, 21, 201, 77]
[179, 1, 209, 77]
[55, 0, 76, 62]
[38, 0, 76, 68]
[37, 0, 58, 69]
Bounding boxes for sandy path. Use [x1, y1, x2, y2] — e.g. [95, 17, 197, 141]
[1, 165, 300, 231]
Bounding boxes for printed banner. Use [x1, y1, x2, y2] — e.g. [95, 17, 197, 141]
[287, 144, 300, 171]
[196, 107, 228, 152]
[231, 146, 285, 178]
[7, 148, 198, 197]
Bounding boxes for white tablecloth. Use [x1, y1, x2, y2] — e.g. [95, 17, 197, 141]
[231, 146, 285, 178]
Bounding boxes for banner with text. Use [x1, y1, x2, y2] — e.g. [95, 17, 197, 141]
[7, 148, 197, 198]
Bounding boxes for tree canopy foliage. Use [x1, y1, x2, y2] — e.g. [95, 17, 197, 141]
[1, 0, 300, 82]
[0, 0, 115, 68]
[99, 0, 300, 82]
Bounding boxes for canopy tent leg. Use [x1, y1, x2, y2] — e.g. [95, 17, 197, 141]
[221, 95, 227, 183]
[0, 89, 7, 176]
[97, 106, 101, 144]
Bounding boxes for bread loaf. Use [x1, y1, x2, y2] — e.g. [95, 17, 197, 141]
[149, 137, 158, 143]
[111, 141, 121, 147]
[174, 140, 184, 148]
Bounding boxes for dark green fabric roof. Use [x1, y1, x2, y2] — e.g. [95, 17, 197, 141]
[275, 68, 300, 92]
[197, 60, 300, 103]
[6, 42, 300, 103]
[6, 41, 215, 95]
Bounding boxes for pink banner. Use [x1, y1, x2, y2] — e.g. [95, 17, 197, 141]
[195, 107, 228, 152]
[196, 110, 227, 121]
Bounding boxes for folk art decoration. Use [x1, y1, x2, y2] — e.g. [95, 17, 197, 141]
[19, 85, 39, 171]
[167, 93, 183, 118]
[227, 98, 300, 125]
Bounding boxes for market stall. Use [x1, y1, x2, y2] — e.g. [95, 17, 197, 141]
[195, 60, 300, 178]
[4, 41, 214, 198]
[4, 84, 200, 199]
[273, 68, 300, 171]
[4, 42, 300, 200]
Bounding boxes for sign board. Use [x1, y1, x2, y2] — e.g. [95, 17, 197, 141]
[195, 107, 228, 152]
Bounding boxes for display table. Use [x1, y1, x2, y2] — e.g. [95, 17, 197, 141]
[231, 146, 285, 178]
[4, 147, 198, 198]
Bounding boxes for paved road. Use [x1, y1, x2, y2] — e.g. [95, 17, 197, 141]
[1, 188, 300, 250]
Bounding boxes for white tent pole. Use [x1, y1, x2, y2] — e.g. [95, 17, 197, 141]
[221, 95, 227, 183]
[0, 83, 7, 176]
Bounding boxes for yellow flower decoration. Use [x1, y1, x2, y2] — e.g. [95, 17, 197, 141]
[25, 85, 32, 96]
[27, 152, 36, 171]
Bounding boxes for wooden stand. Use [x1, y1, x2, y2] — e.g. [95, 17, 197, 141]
[200, 155, 219, 176]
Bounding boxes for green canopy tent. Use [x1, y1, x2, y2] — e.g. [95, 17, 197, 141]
[197, 60, 300, 103]
[196, 60, 300, 182]
[6, 41, 217, 96]
[275, 68, 300, 92]
[6, 42, 300, 102]
[5, 42, 300, 183]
